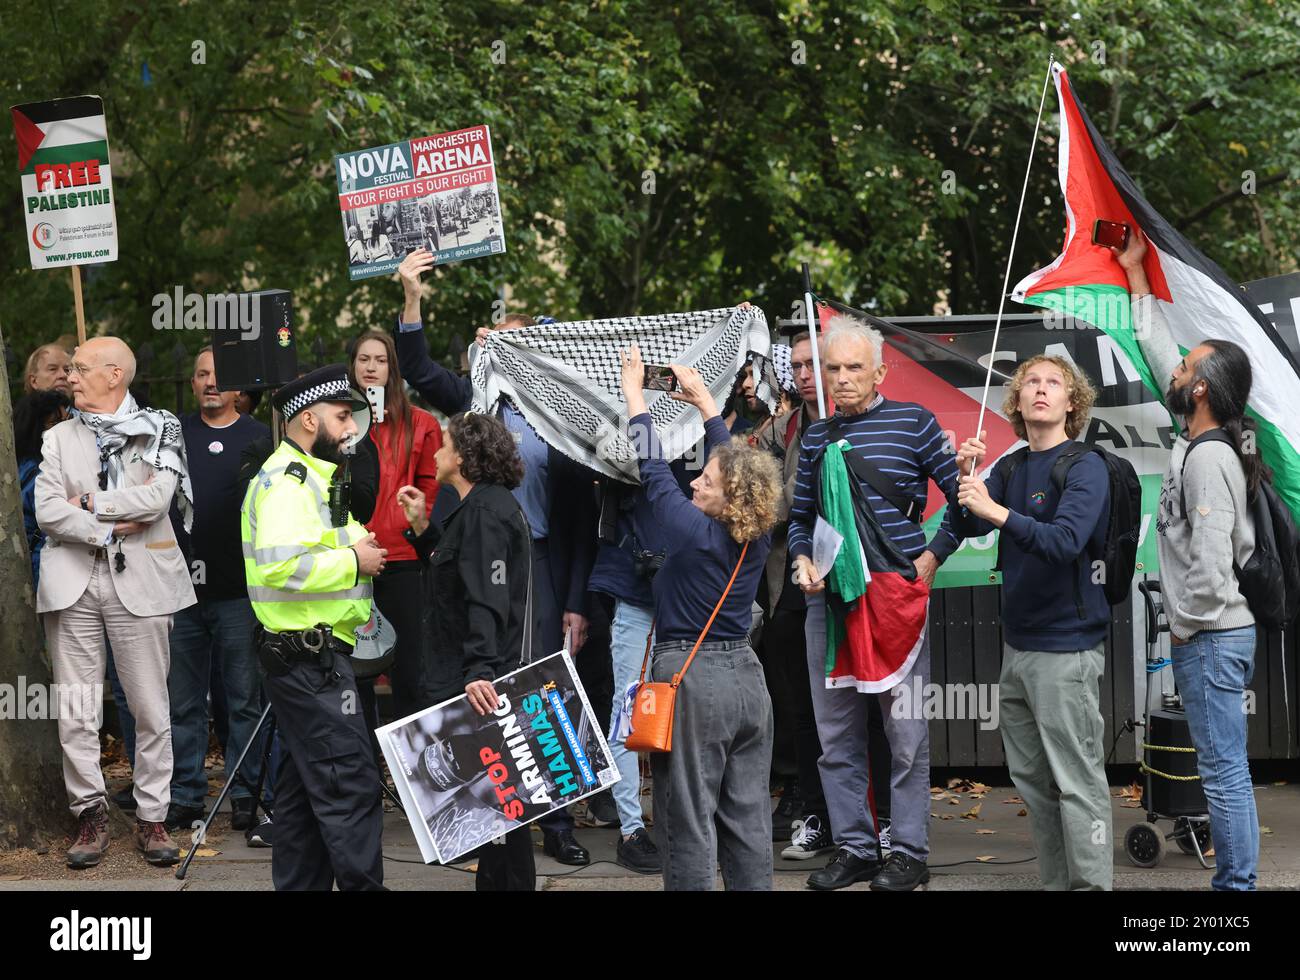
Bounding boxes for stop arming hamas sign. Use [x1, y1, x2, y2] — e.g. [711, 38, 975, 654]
[11, 95, 118, 269]
[334, 124, 506, 281]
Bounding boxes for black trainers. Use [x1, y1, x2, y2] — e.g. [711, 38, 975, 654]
[772, 787, 801, 842]
[230, 797, 255, 831]
[781, 815, 835, 861]
[616, 828, 662, 874]
[164, 802, 206, 832]
[806, 846, 883, 891]
[869, 851, 930, 891]
[246, 815, 273, 848]
[585, 791, 619, 828]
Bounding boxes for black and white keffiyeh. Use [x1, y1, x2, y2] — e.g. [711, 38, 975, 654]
[78, 392, 195, 532]
[470, 306, 778, 483]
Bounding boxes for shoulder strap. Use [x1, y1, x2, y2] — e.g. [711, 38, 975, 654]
[826, 416, 923, 524]
[1179, 428, 1235, 518]
[637, 541, 750, 688]
[1047, 441, 1089, 496]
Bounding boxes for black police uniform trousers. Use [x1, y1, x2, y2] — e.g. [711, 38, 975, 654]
[264, 650, 385, 890]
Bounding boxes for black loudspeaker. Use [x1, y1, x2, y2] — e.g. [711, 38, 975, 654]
[213, 289, 297, 391]
[1146, 709, 1208, 817]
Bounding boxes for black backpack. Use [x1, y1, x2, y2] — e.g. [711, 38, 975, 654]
[1180, 429, 1300, 629]
[992, 441, 1143, 613]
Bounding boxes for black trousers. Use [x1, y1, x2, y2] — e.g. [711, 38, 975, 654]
[531, 538, 574, 836]
[475, 827, 537, 891]
[264, 651, 385, 891]
[763, 608, 892, 826]
[373, 561, 434, 718]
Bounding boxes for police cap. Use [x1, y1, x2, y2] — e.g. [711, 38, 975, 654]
[273, 364, 368, 423]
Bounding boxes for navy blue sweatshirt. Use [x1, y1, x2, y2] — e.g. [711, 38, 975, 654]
[788, 397, 962, 564]
[631, 412, 770, 642]
[951, 439, 1110, 652]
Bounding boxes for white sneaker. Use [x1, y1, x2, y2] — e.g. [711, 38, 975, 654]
[781, 815, 835, 861]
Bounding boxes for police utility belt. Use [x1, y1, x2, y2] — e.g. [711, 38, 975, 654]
[257, 624, 351, 676]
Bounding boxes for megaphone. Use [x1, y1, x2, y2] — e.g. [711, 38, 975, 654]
[341, 385, 371, 454]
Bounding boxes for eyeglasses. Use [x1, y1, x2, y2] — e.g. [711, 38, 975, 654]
[69, 362, 118, 376]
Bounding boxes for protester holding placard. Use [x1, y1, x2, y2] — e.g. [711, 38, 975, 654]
[397, 412, 537, 890]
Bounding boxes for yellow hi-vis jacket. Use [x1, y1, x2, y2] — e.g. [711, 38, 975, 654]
[240, 438, 372, 646]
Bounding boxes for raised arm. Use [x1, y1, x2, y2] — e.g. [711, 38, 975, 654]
[394, 248, 473, 414]
[1111, 231, 1181, 393]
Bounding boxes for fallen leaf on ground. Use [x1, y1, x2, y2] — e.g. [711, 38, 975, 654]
[961, 803, 982, 820]
[179, 848, 220, 858]
[975, 855, 995, 862]
[1261, 826, 1273, 835]
[969, 782, 989, 794]
[1017, 808, 1028, 816]
[1002, 796, 1025, 805]
[975, 829, 997, 835]
[936, 814, 954, 821]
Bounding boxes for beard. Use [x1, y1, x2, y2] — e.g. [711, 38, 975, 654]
[311, 429, 347, 465]
[1167, 379, 1196, 417]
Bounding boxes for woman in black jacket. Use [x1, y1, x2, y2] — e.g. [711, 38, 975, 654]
[397, 411, 536, 891]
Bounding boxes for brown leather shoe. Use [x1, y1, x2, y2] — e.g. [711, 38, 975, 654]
[135, 819, 180, 866]
[67, 803, 110, 869]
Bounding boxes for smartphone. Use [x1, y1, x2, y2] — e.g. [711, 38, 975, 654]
[1092, 218, 1131, 250]
[643, 364, 679, 392]
[366, 384, 386, 424]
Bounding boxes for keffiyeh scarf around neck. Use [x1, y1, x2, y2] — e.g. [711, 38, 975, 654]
[78, 392, 195, 532]
[469, 306, 778, 482]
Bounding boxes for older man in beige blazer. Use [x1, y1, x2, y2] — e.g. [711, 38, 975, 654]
[36, 336, 196, 869]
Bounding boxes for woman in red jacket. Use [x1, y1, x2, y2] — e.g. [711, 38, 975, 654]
[349, 328, 443, 720]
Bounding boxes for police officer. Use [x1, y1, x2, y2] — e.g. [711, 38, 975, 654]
[241, 365, 388, 891]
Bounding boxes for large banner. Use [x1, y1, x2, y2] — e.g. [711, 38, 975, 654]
[334, 124, 505, 281]
[836, 273, 1300, 588]
[378, 652, 619, 865]
[11, 95, 117, 269]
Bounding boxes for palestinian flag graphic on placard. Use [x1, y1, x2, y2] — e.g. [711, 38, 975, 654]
[11, 94, 118, 269]
[1012, 62, 1300, 521]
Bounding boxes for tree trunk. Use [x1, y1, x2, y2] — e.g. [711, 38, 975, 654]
[0, 318, 70, 851]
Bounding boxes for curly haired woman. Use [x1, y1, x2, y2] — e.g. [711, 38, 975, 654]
[618, 344, 781, 891]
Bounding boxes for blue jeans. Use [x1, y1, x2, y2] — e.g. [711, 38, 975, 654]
[607, 599, 655, 835]
[168, 599, 264, 808]
[1171, 626, 1259, 891]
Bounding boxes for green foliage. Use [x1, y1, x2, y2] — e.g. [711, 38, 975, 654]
[1, 0, 1296, 396]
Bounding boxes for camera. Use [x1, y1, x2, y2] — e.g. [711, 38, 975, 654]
[633, 548, 666, 580]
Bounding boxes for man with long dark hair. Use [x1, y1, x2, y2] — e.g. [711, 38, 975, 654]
[1113, 232, 1261, 890]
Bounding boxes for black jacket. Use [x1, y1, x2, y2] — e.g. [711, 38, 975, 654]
[409, 483, 534, 692]
[395, 323, 597, 616]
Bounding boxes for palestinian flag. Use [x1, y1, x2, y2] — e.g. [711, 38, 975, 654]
[1012, 63, 1300, 521]
[818, 424, 932, 693]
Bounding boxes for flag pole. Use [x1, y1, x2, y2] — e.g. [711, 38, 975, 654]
[802, 262, 827, 419]
[70, 266, 87, 346]
[971, 53, 1056, 462]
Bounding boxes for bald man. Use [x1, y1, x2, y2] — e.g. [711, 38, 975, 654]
[25, 342, 72, 396]
[36, 336, 197, 870]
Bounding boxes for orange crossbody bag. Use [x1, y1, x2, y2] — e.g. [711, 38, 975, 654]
[624, 542, 749, 754]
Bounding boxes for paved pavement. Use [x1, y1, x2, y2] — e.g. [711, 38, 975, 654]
[3, 773, 1298, 890]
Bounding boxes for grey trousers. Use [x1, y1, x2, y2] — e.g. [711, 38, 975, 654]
[1000, 643, 1113, 890]
[804, 592, 931, 862]
[45, 556, 174, 823]
[650, 638, 774, 891]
